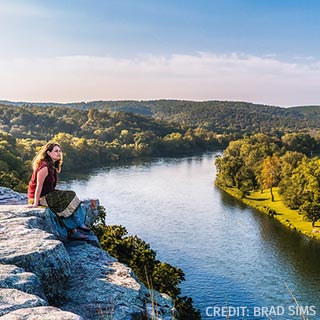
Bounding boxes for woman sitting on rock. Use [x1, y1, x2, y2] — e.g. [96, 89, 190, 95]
[28, 142, 90, 240]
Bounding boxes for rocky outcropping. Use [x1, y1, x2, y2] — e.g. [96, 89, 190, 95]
[0, 306, 83, 320]
[0, 205, 72, 306]
[0, 188, 27, 205]
[0, 188, 173, 320]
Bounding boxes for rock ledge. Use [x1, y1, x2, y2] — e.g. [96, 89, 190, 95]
[0, 188, 172, 320]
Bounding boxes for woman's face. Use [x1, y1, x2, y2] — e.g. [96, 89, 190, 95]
[47, 145, 62, 162]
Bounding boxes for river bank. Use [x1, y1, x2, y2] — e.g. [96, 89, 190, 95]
[219, 186, 320, 241]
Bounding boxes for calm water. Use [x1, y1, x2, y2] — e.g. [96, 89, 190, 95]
[60, 153, 320, 319]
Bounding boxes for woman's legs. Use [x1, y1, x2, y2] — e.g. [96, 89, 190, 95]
[61, 204, 89, 239]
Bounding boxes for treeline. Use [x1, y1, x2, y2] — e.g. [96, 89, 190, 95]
[135, 100, 309, 134]
[0, 105, 228, 192]
[3, 99, 320, 135]
[215, 132, 320, 226]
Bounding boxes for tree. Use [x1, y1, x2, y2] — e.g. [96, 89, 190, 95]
[215, 139, 244, 187]
[299, 201, 320, 227]
[0, 132, 29, 191]
[152, 262, 185, 297]
[174, 296, 201, 320]
[281, 133, 317, 156]
[235, 166, 256, 194]
[279, 151, 306, 180]
[215, 134, 280, 191]
[281, 158, 320, 209]
[261, 154, 281, 201]
[215, 155, 243, 187]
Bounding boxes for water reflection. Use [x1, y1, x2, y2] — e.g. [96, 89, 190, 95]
[251, 208, 320, 278]
[218, 187, 248, 211]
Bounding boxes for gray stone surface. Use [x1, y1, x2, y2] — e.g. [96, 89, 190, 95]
[62, 242, 144, 319]
[0, 205, 71, 305]
[0, 193, 173, 319]
[0, 188, 27, 205]
[0, 264, 46, 301]
[0, 306, 83, 320]
[0, 289, 47, 316]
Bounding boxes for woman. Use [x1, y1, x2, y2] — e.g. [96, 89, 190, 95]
[28, 142, 90, 240]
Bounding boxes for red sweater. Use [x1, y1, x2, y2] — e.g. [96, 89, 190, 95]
[28, 160, 57, 199]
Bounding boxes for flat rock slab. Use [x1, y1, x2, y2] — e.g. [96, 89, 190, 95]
[0, 200, 173, 319]
[0, 206, 71, 305]
[0, 306, 83, 320]
[0, 288, 47, 316]
[0, 188, 27, 205]
[0, 264, 46, 301]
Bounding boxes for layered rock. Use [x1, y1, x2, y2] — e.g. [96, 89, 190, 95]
[0, 188, 173, 320]
[62, 242, 172, 320]
[0, 205, 71, 305]
[0, 264, 46, 300]
[0, 288, 47, 316]
[0, 188, 27, 205]
[0, 306, 83, 320]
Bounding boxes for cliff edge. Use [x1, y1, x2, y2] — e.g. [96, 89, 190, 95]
[0, 187, 173, 320]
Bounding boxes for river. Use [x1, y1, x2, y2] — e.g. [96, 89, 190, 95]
[60, 152, 320, 319]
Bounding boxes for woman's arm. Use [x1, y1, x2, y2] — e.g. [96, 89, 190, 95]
[32, 166, 48, 208]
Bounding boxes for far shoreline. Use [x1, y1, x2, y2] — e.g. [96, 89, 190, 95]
[218, 185, 320, 241]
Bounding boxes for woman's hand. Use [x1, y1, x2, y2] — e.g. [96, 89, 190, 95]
[26, 204, 38, 208]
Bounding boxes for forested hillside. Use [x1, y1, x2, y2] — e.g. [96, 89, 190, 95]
[2, 99, 320, 134]
[2, 100, 320, 194]
[288, 105, 320, 122]
[0, 104, 225, 192]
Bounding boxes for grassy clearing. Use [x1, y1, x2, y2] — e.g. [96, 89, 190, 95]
[221, 186, 320, 241]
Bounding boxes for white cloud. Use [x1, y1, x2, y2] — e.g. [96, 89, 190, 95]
[1, 53, 320, 106]
[0, 2, 52, 18]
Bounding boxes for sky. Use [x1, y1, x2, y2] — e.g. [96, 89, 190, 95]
[0, 0, 320, 106]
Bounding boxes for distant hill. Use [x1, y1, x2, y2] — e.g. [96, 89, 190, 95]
[1, 99, 320, 134]
[288, 105, 320, 119]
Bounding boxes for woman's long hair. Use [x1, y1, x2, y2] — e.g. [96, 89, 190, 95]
[32, 142, 63, 173]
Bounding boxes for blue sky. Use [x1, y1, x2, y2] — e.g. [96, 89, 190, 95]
[0, 0, 320, 106]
